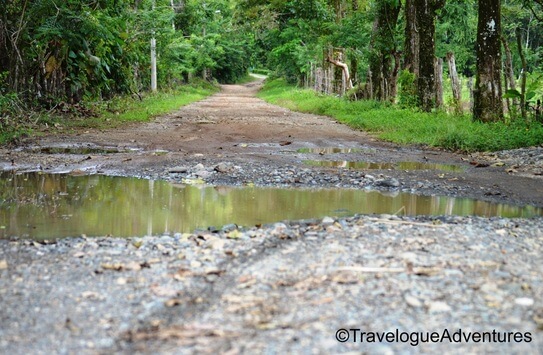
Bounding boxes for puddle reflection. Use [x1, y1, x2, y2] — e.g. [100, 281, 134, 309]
[297, 147, 367, 154]
[0, 172, 540, 239]
[304, 160, 465, 172]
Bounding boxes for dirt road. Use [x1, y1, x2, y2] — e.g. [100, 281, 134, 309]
[1, 79, 542, 354]
[2, 78, 543, 207]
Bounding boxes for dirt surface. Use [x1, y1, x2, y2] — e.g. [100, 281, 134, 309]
[2, 78, 543, 207]
[1, 78, 543, 354]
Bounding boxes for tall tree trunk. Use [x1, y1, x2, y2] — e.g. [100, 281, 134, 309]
[415, 0, 445, 111]
[366, 0, 401, 101]
[435, 57, 444, 109]
[516, 27, 527, 120]
[403, 0, 419, 75]
[446, 52, 462, 113]
[468, 77, 474, 111]
[501, 36, 517, 115]
[473, 0, 503, 122]
[333, 0, 345, 23]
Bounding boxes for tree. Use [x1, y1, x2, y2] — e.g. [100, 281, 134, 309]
[365, 0, 401, 101]
[415, 0, 445, 111]
[473, 0, 503, 122]
[403, 0, 419, 75]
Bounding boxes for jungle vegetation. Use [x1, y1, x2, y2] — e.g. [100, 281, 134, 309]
[1, 0, 542, 148]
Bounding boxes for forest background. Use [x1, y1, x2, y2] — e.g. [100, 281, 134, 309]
[1, 0, 542, 150]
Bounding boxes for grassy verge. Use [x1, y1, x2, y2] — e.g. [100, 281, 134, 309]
[0, 81, 219, 144]
[258, 79, 543, 152]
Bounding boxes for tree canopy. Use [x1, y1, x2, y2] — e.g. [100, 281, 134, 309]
[1, 0, 542, 121]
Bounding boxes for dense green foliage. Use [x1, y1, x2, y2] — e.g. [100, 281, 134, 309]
[0, 0, 248, 143]
[0, 80, 218, 144]
[259, 79, 543, 152]
[1, 0, 542, 150]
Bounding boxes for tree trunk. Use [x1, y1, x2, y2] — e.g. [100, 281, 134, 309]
[403, 0, 419, 75]
[333, 0, 345, 23]
[516, 27, 527, 120]
[446, 52, 462, 113]
[473, 0, 503, 122]
[415, 0, 445, 111]
[389, 50, 402, 100]
[434, 57, 443, 109]
[468, 77, 474, 111]
[366, 0, 401, 101]
[501, 36, 517, 115]
[327, 54, 353, 93]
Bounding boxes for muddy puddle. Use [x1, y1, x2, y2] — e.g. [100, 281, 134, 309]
[297, 147, 370, 154]
[16, 144, 143, 155]
[304, 160, 464, 172]
[1, 172, 541, 240]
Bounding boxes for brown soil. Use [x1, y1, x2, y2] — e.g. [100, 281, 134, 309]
[2, 78, 543, 207]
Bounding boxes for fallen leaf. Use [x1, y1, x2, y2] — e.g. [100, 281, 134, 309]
[101, 263, 124, 271]
[204, 268, 224, 276]
[330, 271, 360, 284]
[0, 259, 8, 270]
[412, 267, 441, 276]
[470, 161, 489, 168]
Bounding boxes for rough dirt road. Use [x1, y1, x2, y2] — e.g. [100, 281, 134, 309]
[3, 78, 543, 206]
[1, 79, 542, 354]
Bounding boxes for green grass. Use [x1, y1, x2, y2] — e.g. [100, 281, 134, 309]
[0, 82, 218, 144]
[100, 84, 217, 124]
[258, 79, 543, 152]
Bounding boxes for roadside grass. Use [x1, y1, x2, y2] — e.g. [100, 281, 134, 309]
[258, 79, 543, 152]
[0, 82, 218, 144]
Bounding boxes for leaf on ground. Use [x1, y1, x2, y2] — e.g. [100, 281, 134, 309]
[101, 263, 124, 271]
[470, 161, 490, 168]
[330, 270, 361, 284]
[150, 285, 180, 297]
[412, 267, 441, 276]
[0, 259, 8, 270]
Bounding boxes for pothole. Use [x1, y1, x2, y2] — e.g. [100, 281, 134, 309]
[297, 147, 370, 154]
[1, 172, 540, 240]
[304, 160, 465, 172]
[18, 144, 142, 155]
